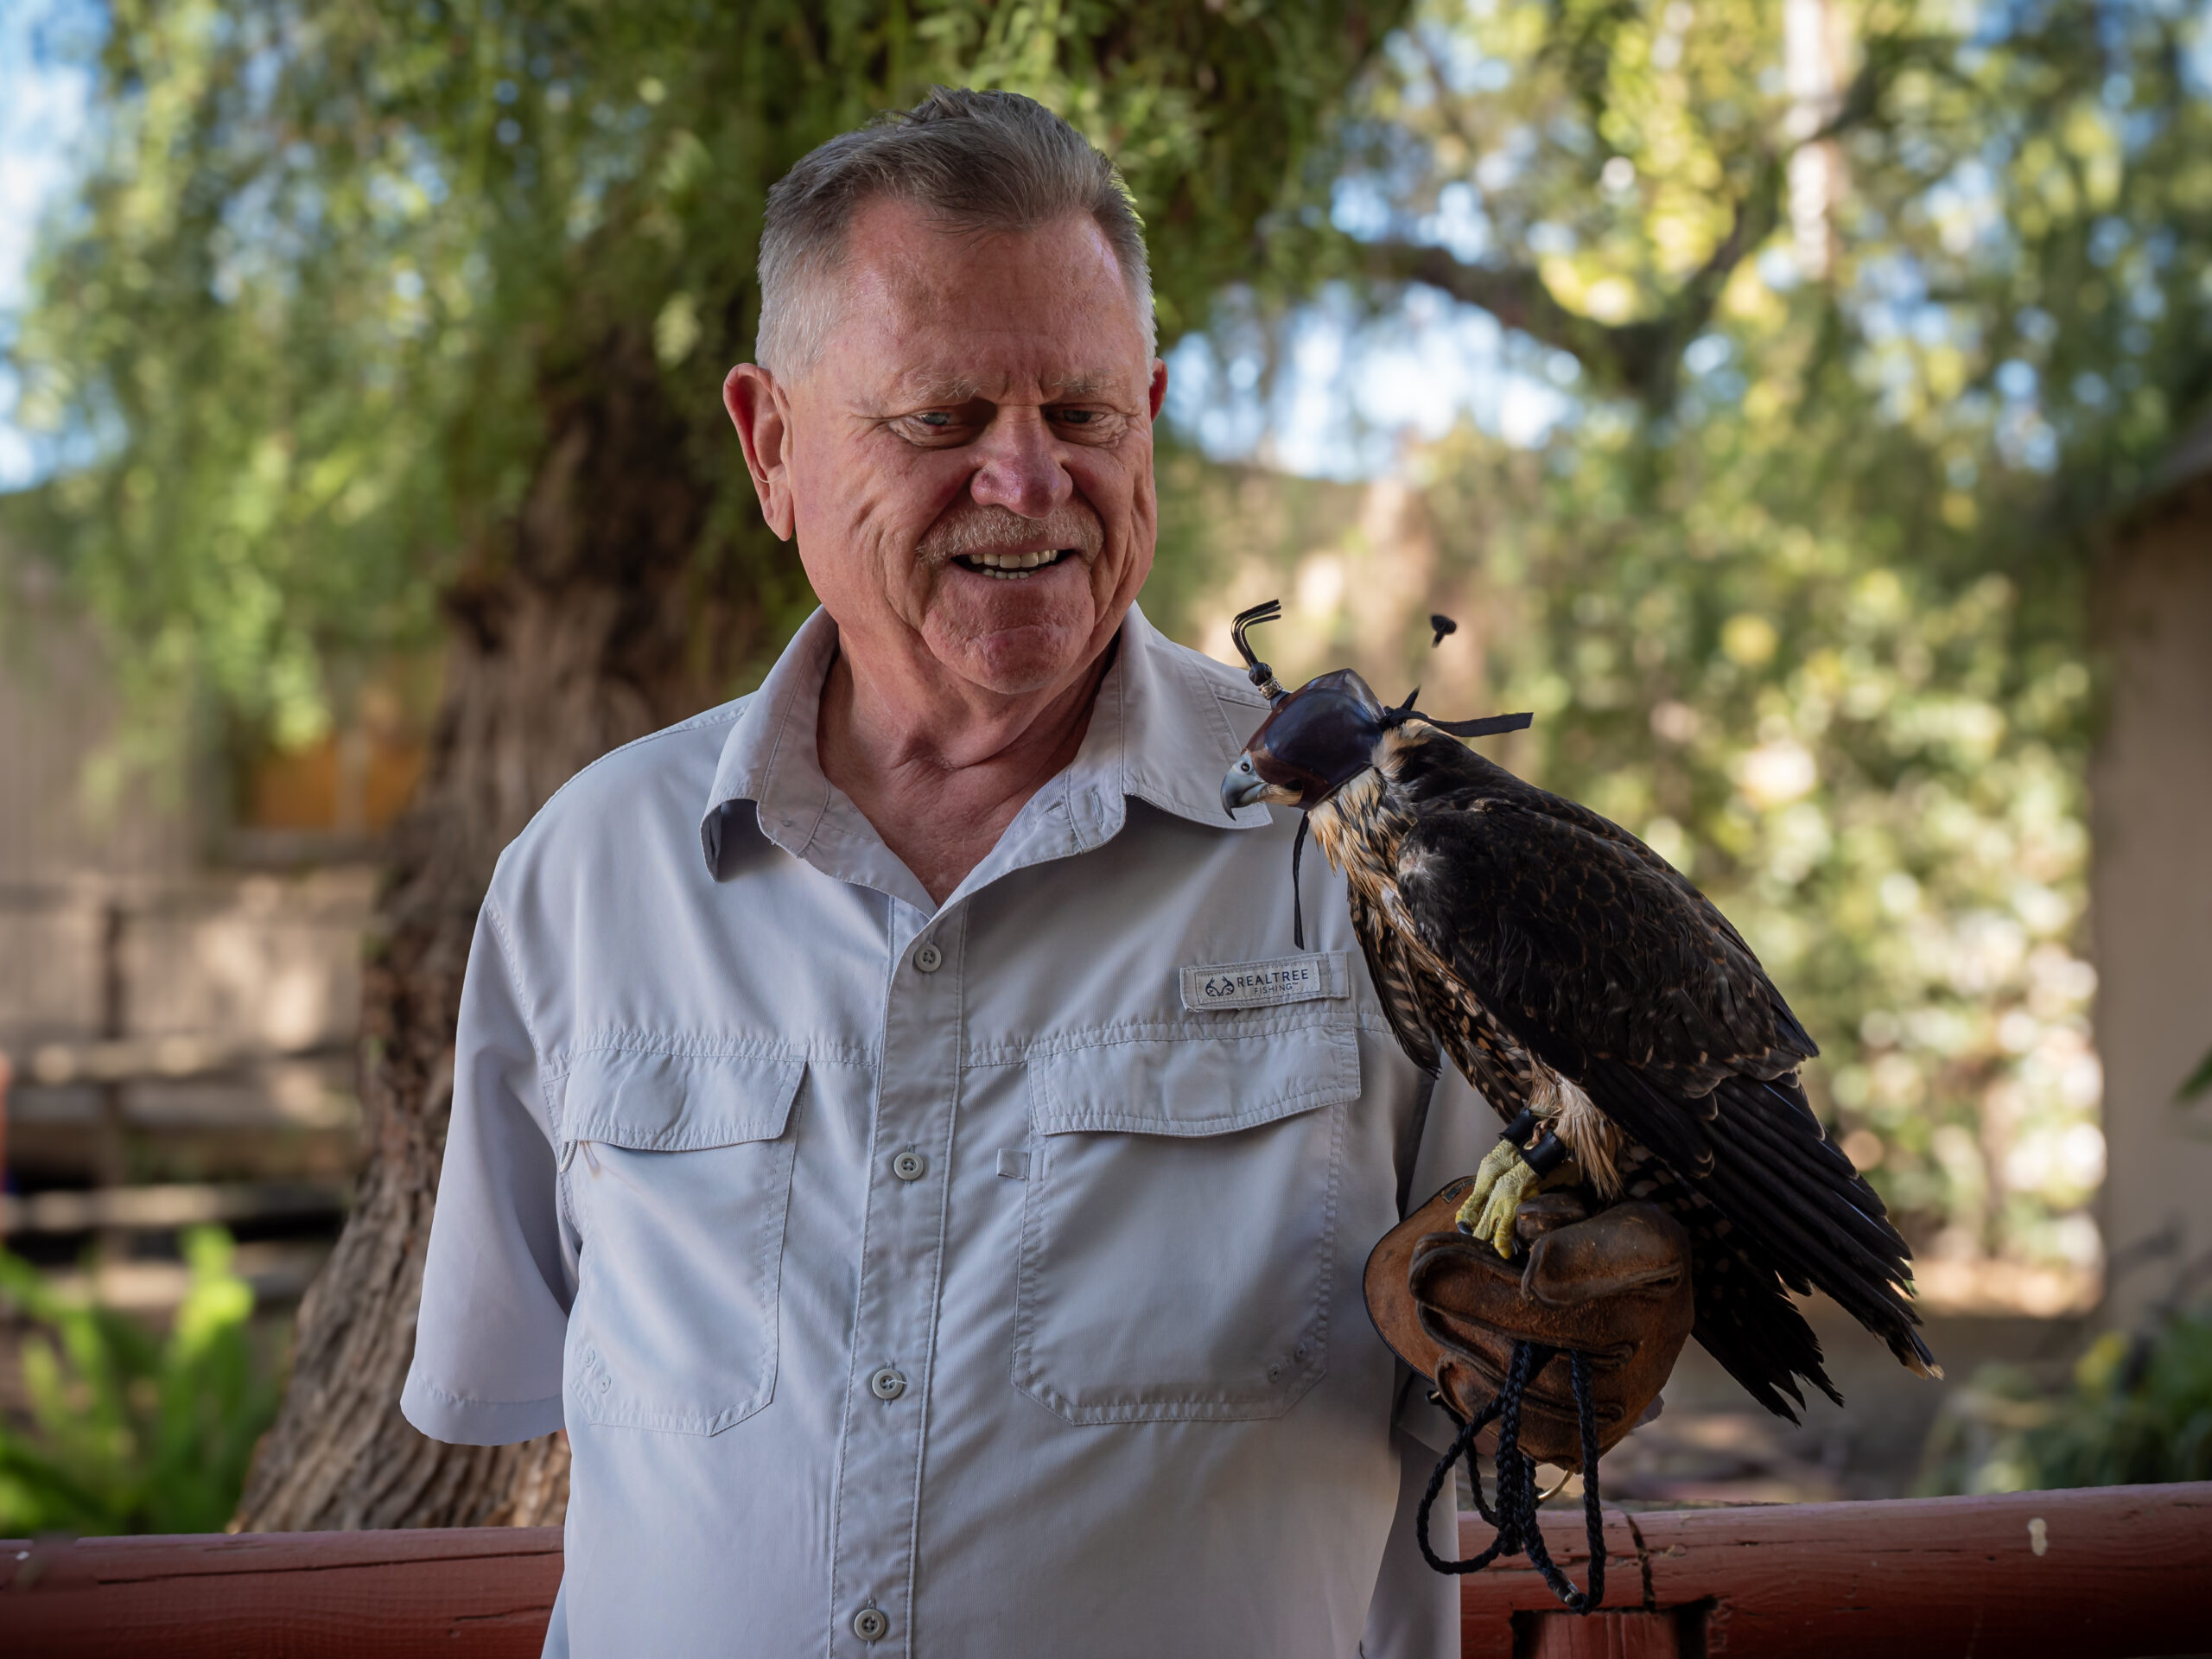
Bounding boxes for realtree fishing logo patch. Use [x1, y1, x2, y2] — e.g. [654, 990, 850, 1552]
[1179, 952, 1350, 1013]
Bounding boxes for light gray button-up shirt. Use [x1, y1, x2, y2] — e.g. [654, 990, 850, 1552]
[403, 604, 1490, 1658]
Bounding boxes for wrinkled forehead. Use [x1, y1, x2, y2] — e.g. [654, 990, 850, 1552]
[829, 201, 1153, 395]
[885, 365, 1125, 406]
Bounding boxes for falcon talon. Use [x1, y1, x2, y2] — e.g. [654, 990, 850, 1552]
[1465, 1151, 1581, 1259]
[1457, 1139, 1528, 1239]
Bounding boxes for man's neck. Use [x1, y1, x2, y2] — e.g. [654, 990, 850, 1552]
[817, 633, 1115, 908]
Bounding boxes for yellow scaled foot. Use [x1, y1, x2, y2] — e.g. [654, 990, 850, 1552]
[1457, 1153, 1539, 1256]
[1456, 1140, 1531, 1255]
[1455, 1141, 1579, 1257]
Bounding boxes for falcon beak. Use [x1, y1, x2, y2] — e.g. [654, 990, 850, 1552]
[1222, 753, 1269, 817]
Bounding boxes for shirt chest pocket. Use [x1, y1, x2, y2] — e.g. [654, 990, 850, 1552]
[1014, 1014, 1357, 1424]
[556, 1049, 804, 1435]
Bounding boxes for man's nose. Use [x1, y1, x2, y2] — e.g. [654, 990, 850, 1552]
[968, 410, 1072, 520]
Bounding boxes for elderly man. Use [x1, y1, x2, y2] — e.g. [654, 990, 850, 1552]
[402, 88, 1485, 1658]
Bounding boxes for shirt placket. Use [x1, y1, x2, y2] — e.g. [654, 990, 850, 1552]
[826, 902, 967, 1657]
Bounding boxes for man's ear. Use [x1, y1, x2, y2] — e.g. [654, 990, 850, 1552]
[1147, 357, 1168, 423]
[723, 363, 797, 540]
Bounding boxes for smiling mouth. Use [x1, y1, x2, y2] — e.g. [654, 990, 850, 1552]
[951, 548, 1078, 581]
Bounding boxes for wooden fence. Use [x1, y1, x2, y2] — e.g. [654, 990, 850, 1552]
[3, 1483, 2206, 1656]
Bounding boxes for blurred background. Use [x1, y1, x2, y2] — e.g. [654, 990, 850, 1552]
[0, 0, 2207, 1535]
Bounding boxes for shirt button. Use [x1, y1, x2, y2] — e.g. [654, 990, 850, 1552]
[852, 1607, 891, 1643]
[596, 1373, 612, 1393]
[912, 941, 943, 973]
[892, 1148, 926, 1182]
[868, 1366, 908, 1402]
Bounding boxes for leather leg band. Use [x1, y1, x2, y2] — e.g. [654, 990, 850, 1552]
[1521, 1131, 1570, 1178]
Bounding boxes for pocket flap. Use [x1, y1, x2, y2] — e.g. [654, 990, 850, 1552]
[1028, 1017, 1359, 1138]
[557, 1049, 804, 1151]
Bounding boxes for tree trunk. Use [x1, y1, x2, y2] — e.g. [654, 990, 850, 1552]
[234, 332, 776, 1529]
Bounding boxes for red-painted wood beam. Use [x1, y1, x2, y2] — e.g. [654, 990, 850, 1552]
[3, 1483, 2205, 1656]
[1461, 1482, 2212, 1658]
[1, 1526, 561, 1657]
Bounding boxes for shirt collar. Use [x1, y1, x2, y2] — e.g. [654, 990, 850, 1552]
[698, 602, 1274, 887]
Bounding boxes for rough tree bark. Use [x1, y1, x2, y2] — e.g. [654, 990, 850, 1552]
[233, 333, 774, 1529]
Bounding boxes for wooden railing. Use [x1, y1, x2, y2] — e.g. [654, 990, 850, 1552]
[3, 1484, 2206, 1656]
[2, 1526, 560, 1658]
[1448, 1481, 2209, 1657]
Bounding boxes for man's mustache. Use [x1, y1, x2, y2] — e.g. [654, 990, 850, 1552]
[918, 500, 1104, 565]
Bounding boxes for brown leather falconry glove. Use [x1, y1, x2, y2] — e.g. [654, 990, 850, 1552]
[1365, 1179, 1695, 1466]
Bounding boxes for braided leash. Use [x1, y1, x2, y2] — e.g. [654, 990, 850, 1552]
[1414, 1339, 1607, 1614]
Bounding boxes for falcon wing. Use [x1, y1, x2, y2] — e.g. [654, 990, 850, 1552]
[1395, 796, 1932, 1376]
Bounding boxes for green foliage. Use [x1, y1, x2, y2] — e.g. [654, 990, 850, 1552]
[0, 1230, 282, 1535]
[1918, 1307, 2212, 1493]
[1173, 0, 2212, 1266]
[8, 0, 1408, 742]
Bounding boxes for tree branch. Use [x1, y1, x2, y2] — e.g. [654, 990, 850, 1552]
[1368, 35, 1910, 408]
[1367, 157, 1783, 407]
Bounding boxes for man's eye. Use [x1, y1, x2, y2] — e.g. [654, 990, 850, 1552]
[1054, 409, 1097, 424]
[916, 411, 951, 428]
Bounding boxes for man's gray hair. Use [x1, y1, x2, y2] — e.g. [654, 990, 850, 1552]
[755, 87, 1156, 377]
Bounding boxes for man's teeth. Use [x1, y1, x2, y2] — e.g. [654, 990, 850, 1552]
[959, 549, 1070, 579]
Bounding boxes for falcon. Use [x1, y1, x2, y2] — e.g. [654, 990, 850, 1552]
[1217, 601, 1937, 1418]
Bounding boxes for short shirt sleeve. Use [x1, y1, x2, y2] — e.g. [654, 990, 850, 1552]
[400, 899, 575, 1446]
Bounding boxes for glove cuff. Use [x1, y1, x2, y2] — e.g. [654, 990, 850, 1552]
[1363, 1179, 1694, 1463]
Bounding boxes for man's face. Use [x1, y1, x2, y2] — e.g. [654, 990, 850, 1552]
[751, 199, 1164, 699]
